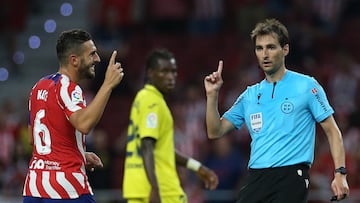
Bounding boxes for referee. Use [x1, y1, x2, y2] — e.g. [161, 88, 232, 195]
[204, 18, 349, 203]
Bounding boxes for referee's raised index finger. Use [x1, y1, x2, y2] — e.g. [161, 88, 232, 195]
[217, 60, 223, 75]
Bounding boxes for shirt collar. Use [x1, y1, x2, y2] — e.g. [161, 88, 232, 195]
[144, 84, 164, 98]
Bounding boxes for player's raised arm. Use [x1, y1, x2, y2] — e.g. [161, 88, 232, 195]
[70, 50, 124, 134]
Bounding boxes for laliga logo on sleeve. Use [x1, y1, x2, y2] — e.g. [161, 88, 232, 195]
[146, 112, 158, 128]
[71, 90, 83, 103]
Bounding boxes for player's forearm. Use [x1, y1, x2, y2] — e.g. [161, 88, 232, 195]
[175, 150, 189, 167]
[141, 141, 159, 189]
[143, 156, 158, 185]
[70, 84, 112, 134]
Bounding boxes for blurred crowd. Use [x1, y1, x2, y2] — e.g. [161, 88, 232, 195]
[1, 0, 360, 202]
[0, 0, 41, 77]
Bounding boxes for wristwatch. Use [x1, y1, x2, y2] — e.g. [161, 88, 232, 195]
[335, 166, 347, 175]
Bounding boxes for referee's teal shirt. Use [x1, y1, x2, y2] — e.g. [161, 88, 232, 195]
[223, 70, 334, 169]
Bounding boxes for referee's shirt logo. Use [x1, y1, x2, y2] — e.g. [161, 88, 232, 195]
[250, 112, 262, 133]
[281, 101, 294, 114]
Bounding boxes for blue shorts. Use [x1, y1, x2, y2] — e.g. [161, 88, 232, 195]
[23, 194, 96, 203]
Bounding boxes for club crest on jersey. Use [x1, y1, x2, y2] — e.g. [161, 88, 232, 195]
[71, 90, 83, 103]
[250, 112, 262, 133]
[146, 112, 158, 128]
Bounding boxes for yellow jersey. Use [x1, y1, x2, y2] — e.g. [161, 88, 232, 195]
[123, 84, 184, 198]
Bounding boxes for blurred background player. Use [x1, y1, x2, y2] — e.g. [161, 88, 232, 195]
[123, 48, 218, 203]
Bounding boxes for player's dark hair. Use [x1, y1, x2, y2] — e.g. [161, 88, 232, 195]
[144, 48, 175, 82]
[56, 29, 92, 65]
[250, 18, 289, 47]
[146, 48, 174, 71]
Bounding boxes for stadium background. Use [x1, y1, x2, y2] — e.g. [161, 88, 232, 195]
[0, 0, 359, 202]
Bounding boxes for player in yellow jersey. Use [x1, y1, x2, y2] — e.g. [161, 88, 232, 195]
[123, 48, 218, 203]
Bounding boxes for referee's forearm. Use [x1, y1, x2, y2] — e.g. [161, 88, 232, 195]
[206, 96, 222, 139]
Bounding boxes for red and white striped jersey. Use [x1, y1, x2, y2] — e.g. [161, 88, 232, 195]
[23, 73, 93, 199]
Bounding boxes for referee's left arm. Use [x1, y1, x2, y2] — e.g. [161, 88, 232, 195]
[320, 115, 349, 201]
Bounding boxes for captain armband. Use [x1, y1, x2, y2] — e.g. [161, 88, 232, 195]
[186, 158, 202, 171]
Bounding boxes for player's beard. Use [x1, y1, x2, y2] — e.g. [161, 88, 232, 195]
[79, 59, 96, 80]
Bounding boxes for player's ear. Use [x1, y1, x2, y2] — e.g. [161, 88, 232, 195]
[147, 68, 155, 81]
[69, 54, 79, 66]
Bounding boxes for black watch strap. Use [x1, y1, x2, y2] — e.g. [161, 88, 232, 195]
[335, 166, 347, 175]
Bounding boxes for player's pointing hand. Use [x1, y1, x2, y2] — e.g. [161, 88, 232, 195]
[104, 50, 124, 89]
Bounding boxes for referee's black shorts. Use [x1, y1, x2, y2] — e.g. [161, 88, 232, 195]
[236, 163, 310, 203]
